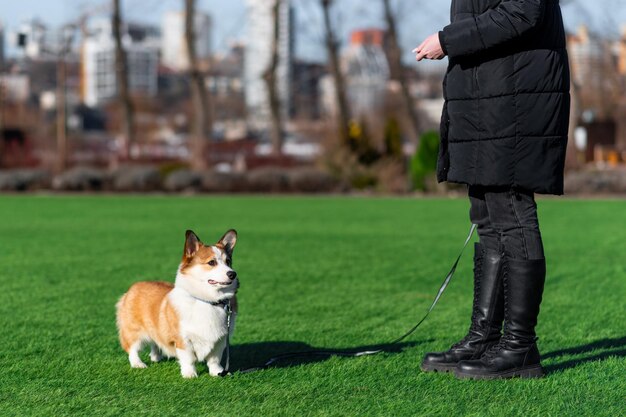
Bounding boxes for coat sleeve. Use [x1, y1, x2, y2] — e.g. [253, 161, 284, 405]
[440, 0, 546, 58]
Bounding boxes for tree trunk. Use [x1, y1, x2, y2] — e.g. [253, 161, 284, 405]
[320, 0, 351, 144]
[56, 47, 68, 173]
[112, 0, 134, 161]
[0, 77, 4, 134]
[185, 0, 212, 171]
[263, 0, 284, 155]
[382, 0, 421, 142]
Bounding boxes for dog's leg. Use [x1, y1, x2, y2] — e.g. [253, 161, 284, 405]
[129, 340, 147, 369]
[206, 338, 226, 377]
[176, 347, 197, 379]
[149, 343, 162, 363]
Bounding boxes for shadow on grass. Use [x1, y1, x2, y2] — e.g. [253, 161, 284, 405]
[230, 340, 429, 373]
[543, 336, 626, 373]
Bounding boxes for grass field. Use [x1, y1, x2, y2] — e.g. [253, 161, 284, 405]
[0, 195, 624, 416]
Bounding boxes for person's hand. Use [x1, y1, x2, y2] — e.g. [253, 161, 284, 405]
[413, 33, 446, 61]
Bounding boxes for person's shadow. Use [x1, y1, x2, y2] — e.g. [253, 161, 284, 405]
[543, 336, 626, 373]
[230, 340, 428, 373]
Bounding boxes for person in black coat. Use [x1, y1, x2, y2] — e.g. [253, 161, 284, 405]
[414, 0, 570, 379]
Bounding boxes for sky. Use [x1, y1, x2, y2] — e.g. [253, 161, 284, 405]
[1, 0, 625, 67]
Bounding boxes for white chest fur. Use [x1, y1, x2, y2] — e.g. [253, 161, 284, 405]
[168, 288, 229, 361]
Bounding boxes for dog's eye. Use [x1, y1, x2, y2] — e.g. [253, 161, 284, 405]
[226, 259, 232, 267]
[208, 260, 217, 267]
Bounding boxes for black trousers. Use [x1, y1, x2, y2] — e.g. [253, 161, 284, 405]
[469, 186, 544, 260]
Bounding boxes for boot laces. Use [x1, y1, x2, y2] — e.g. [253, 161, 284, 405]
[450, 333, 473, 349]
[482, 334, 513, 360]
[481, 261, 510, 361]
[450, 253, 484, 350]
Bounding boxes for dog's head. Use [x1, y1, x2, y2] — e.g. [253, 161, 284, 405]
[176, 229, 239, 302]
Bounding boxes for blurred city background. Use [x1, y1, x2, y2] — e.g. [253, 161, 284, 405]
[0, 0, 625, 194]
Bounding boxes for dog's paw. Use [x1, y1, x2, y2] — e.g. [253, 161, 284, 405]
[181, 367, 198, 379]
[208, 365, 225, 377]
[130, 361, 148, 369]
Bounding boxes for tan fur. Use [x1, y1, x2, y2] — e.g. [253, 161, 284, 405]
[180, 245, 219, 273]
[116, 280, 239, 354]
[116, 281, 185, 355]
[116, 229, 238, 376]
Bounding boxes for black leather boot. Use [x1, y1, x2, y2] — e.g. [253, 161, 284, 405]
[455, 258, 546, 379]
[421, 243, 504, 373]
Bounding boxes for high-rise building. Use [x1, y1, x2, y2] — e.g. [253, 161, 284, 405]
[82, 18, 158, 106]
[291, 60, 326, 120]
[162, 11, 212, 71]
[320, 28, 390, 118]
[244, 0, 294, 131]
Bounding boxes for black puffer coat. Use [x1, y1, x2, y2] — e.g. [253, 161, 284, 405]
[437, 0, 570, 195]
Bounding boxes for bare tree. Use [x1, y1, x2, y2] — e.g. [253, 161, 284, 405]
[560, 0, 626, 167]
[320, 0, 351, 144]
[563, 40, 617, 169]
[185, 0, 212, 170]
[382, 0, 421, 141]
[263, 0, 284, 155]
[56, 46, 68, 172]
[562, 0, 626, 168]
[112, 0, 135, 161]
[0, 76, 4, 135]
[55, 25, 76, 173]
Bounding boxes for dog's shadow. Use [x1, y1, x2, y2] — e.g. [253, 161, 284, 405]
[230, 340, 428, 373]
[543, 336, 626, 373]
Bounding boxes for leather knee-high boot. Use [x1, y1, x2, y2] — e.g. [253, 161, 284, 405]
[421, 243, 504, 373]
[455, 258, 546, 379]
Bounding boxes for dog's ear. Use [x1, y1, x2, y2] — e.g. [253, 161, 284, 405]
[184, 230, 201, 259]
[218, 229, 237, 255]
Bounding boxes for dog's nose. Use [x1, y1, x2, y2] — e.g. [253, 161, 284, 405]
[227, 270, 237, 280]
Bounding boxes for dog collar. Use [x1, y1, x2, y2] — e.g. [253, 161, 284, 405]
[189, 295, 231, 307]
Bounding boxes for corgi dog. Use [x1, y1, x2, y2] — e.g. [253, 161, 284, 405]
[116, 229, 239, 378]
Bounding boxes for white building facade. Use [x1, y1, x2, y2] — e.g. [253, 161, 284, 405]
[342, 43, 389, 117]
[82, 19, 158, 107]
[16, 19, 51, 59]
[161, 11, 212, 71]
[244, 0, 294, 131]
[320, 29, 390, 119]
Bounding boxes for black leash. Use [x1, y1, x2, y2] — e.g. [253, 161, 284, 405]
[224, 223, 477, 375]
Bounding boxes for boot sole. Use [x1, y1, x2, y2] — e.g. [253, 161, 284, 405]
[420, 362, 457, 373]
[454, 365, 545, 380]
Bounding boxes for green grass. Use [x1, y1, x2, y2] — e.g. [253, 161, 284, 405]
[0, 195, 624, 416]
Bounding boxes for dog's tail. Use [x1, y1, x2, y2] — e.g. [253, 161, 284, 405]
[115, 293, 130, 352]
